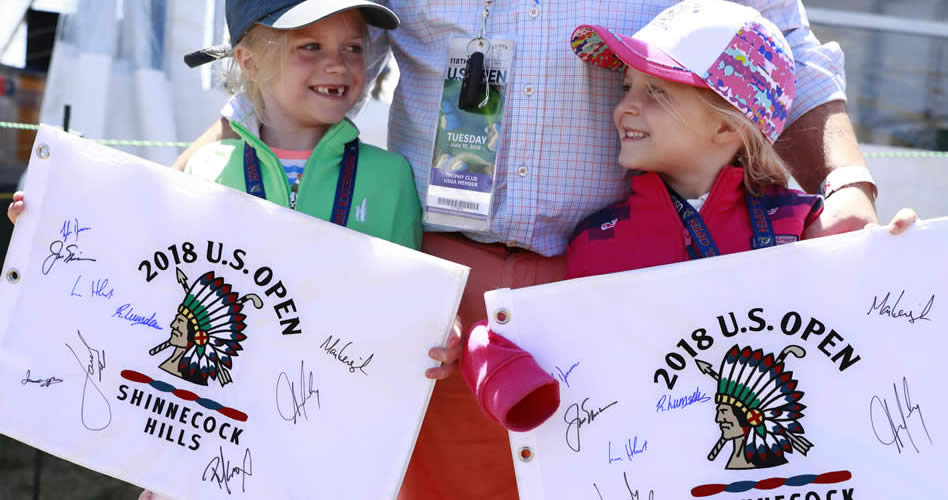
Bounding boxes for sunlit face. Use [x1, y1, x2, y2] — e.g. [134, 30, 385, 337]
[169, 313, 189, 348]
[613, 67, 719, 173]
[259, 10, 366, 137]
[715, 403, 744, 440]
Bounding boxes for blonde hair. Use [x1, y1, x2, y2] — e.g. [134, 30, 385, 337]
[693, 88, 789, 196]
[640, 71, 789, 196]
[224, 25, 290, 125]
[222, 12, 371, 125]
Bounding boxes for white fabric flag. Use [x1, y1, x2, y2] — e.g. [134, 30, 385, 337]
[0, 126, 468, 500]
[484, 218, 946, 499]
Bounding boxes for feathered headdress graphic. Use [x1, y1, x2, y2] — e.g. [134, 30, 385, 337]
[150, 268, 262, 387]
[697, 344, 813, 469]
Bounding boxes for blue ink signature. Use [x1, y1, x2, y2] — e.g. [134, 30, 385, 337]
[70, 275, 115, 300]
[112, 304, 162, 330]
[91, 278, 114, 299]
[608, 437, 648, 464]
[60, 218, 92, 243]
[655, 386, 711, 413]
[551, 361, 581, 388]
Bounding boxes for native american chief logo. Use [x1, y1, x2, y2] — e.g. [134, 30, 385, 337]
[149, 268, 263, 387]
[696, 344, 813, 470]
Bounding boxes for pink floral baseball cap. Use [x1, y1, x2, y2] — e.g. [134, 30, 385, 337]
[570, 0, 795, 143]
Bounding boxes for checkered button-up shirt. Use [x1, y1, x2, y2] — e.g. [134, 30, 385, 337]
[369, 0, 845, 257]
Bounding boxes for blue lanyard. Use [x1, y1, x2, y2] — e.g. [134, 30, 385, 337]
[330, 140, 360, 226]
[243, 140, 360, 226]
[665, 183, 775, 260]
[745, 189, 777, 249]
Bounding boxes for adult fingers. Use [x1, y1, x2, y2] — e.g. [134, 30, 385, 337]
[887, 208, 918, 235]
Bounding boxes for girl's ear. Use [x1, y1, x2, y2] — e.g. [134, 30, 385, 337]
[712, 120, 742, 147]
[234, 45, 258, 80]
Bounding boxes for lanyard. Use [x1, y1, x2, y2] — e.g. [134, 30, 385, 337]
[665, 183, 776, 260]
[478, 0, 493, 38]
[243, 139, 360, 226]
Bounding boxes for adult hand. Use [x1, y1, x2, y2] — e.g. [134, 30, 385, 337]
[425, 316, 463, 380]
[6, 191, 24, 224]
[863, 207, 917, 235]
[815, 184, 878, 237]
[775, 101, 880, 235]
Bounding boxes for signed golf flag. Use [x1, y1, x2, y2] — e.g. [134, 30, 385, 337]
[483, 218, 946, 499]
[0, 126, 468, 499]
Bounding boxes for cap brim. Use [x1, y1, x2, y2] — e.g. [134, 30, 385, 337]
[263, 0, 399, 31]
[571, 25, 707, 88]
[184, 44, 230, 68]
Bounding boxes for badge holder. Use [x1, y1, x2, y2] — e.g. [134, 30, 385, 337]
[458, 38, 489, 112]
[424, 2, 512, 233]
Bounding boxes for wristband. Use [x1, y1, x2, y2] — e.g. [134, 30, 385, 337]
[818, 166, 877, 200]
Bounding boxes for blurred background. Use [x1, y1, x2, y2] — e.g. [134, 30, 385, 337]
[0, 0, 946, 498]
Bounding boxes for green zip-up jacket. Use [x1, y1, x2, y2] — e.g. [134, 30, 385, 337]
[185, 117, 422, 250]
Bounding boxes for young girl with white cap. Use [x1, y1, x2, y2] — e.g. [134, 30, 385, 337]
[10, 0, 422, 250]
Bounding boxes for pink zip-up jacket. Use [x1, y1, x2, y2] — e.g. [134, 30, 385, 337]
[462, 166, 822, 431]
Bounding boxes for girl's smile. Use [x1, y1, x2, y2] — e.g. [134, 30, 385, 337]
[243, 10, 367, 150]
[313, 85, 349, 96]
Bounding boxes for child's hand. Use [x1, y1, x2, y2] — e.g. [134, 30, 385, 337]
[425, 315, 463, 380]
[870, 208, 917, 235]
[6, 191, 24, 224]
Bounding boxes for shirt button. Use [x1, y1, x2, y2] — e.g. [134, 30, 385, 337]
[523, 84, 535, 96]
[528, 6, 540, 18]
[517, 165, 529, 177]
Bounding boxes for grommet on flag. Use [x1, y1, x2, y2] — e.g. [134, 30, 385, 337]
[518, 446, 534, 462]
[36, 144, 50, 159]
[494, 308, 511, 324]
[6, 268, 20, 283]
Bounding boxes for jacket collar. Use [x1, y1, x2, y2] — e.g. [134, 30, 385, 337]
[222, 92, 360, 156]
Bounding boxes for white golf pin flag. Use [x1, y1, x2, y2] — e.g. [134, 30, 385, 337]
[0, 126, 468, 500]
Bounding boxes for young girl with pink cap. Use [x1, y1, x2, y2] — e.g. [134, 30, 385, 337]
[460, 0, 917, 434]
[565, 0, 916, 277]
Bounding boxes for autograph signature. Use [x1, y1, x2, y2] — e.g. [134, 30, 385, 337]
[20, 369, 63, 387]
[42, 240, 97, 275]
[202, 446, 253, 494]
[60, 218, 92, 243]
[64, 330, 111, 431]
[608, 437, 648, 464]
[594, 471, 655, 500]
[870, 377, 933, 454]
[275, 360, 321, 424]
[564, 397, 619, 452]
[320, 335, 374, 375]
[552, 361, 581, 388]
[867, 290, 934, 324]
